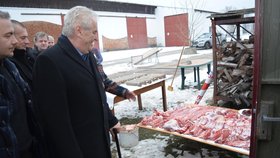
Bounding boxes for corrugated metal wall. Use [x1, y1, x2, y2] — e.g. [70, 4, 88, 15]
[256, 0, 280, 157]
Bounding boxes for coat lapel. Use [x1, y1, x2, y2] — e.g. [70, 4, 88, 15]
[57, 35, 94, 76]
[88, 52, 108, 104]
[57, 35, 107, 105]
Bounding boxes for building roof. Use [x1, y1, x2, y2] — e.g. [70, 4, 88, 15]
[0, 0, 157, 14]
[208, 8, 255, 25]
[194, 9, 220, 14]
[209, 8, 254, 19]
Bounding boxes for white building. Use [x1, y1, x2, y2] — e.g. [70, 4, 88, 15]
[0, 0, 254, 51]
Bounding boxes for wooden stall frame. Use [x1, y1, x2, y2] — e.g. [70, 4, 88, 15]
[111, 77, 169, 114]
[138, 124, 250, 156]
[209, 8, 255, 105]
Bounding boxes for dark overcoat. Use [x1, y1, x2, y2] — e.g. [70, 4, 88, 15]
[32, 35, 118, 158]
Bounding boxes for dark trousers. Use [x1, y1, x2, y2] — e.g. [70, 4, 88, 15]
[20, 147, 33, 158]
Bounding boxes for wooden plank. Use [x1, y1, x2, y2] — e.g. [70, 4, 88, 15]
[125, 74, 166, 87]
[138, 124, 249, 156]
[132, 48, 162, 65]
[112, 77, 171, 114]
[179, 59, 212, 67]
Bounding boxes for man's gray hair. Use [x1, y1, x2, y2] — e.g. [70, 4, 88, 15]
[0, 10, 10, 20]
[33, 31, 48, 42]
[62, 6, 97, 37]
[11, 19, 26, 28]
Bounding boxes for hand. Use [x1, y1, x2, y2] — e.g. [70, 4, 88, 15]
[111, 122, 122, 132]
[125, 91, 136, 101]
[110, 122, 122, 141]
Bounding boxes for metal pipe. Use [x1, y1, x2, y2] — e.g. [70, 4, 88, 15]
[263, 115, 280, 122]
[218, 25, 247, 49]
[239, 25, 254, 36]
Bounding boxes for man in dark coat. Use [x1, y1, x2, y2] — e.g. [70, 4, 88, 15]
[32, 6, 120, 158]
[0, 10, 39, 158]
[10, 20, 35, 87]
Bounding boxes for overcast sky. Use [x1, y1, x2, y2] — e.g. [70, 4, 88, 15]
[106, 0, 255, 12]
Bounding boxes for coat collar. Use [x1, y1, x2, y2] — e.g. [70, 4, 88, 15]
[56, 35, 105, 88]
[57, 35, 107, 109]
[57, 35, 108, 106]
[57, 35, 93, 75]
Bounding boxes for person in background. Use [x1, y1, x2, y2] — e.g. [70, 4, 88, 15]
[31, 31, 48, 57]
[100, 64, 136, 102]
[0, 10, 41, 158]
[90, 43, 136, 102]
[47, 35, 55, 48]
[9, 20, 35, 86]
[92, 47, 103, 65]
[32, 6, 121, 158]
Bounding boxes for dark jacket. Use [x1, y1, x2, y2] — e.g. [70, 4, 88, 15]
[0, 59, 35, 158]
[30, 46, 42, 58]
[9, 48, 35, 87]
[96, 64, 128, 97]
[32, 35, 118, 158]
[92, 48, 103, 65]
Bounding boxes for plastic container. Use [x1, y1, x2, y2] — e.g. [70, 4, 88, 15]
[118, 124, 139, 148]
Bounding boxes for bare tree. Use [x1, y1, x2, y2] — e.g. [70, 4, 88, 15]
[168, 0, 207, 46]
[223, 6, 237, 35]
[184, 0, 207, 42]
[172, 0, 212, 45]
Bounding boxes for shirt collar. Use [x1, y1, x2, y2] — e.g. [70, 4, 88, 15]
[76, 48, 84, 57]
